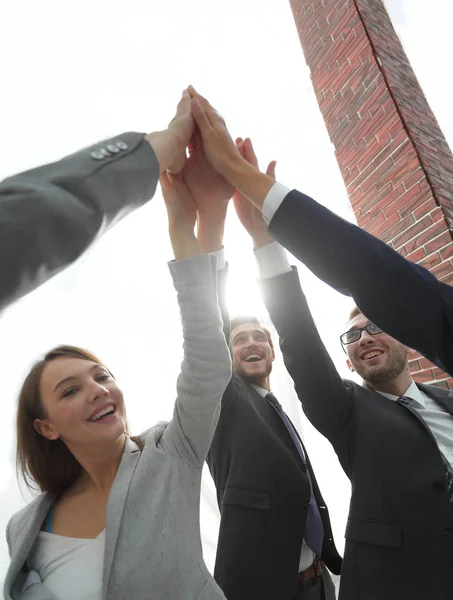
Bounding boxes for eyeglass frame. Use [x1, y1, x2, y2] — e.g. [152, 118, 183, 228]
[340, 322, 384, 348]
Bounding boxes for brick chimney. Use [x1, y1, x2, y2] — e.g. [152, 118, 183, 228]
[289, 0, 453, 389]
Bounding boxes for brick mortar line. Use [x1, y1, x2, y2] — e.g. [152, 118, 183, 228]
[350, 0, 445, 224]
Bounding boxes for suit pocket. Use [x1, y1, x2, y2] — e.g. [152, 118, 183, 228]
[346, 517, 403, 549]
[222, 486, 270, 510]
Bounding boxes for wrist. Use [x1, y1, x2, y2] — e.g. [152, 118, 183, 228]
[169, 229, 202, 261]
[197, 214, 226, 253]
[227, 160, 275, 210]
[252, 233, 274, 250]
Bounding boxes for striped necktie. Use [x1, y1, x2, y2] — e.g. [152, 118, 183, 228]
[397, 395, 453, 508]
[266, 392, 325, 556]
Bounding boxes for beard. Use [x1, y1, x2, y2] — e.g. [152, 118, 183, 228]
[233, 357, 273, 384]
[353, 344, 408, 384]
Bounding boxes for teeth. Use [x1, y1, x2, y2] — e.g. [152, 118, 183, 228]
[245, 354, 262, 362]
[91, 406, 114, 421]
[363, 351, 382, 360]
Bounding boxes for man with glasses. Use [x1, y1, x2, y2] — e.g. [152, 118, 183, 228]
[261, 272, 453, 600]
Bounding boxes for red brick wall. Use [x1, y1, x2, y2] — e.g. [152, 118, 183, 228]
[289, 0, 453, 389]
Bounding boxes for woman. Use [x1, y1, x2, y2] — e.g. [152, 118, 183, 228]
[3, 170, 232, 600]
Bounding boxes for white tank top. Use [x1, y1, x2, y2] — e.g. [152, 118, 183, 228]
[27, 530, 105, 600]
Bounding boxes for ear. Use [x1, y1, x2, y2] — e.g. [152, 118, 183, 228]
[33, 418, 60, 441]
[346, 358, 355, 372]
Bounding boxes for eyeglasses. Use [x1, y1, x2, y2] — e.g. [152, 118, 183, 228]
[340, 323, 383, 345]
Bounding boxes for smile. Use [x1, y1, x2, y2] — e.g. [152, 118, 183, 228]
[244, 354, 263, 363]
[361, 350, 384, 360]
[88, 403, 117, 422]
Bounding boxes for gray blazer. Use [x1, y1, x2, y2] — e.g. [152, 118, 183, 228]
[4, 254, 232, 600]
[0, 131, 159, 312]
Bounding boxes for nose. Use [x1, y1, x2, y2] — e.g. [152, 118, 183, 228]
[87, 381, 109, 404]
[359, 329, 375, 345]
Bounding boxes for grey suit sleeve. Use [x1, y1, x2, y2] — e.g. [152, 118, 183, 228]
[0, 132, 159, 312]
[160, 254, 232, 466]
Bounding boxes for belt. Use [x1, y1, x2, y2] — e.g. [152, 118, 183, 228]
[297, 558, 323, 586]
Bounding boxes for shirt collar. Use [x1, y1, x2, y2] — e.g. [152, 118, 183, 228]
[251, 384, 270, 398]
[377, 380, 426, 409]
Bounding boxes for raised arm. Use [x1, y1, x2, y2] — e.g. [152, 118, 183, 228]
[0, 90, 194, 313]
[188, 86, 453, 377]
[231, 139, 354, 450]
[159, 170, 232, 465]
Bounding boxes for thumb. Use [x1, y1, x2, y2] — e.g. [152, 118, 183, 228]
[191, 99, 212, 136]
[266, 160, 277, 180]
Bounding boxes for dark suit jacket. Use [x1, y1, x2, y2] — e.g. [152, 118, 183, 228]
[207, 270, 342, 600]
[0, 132, 159, 312]
[267, 189, 453, 377]
[262, 267, 453, 600]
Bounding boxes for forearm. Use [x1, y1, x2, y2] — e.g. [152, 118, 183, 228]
[197, 212, 227, 253]
[0, 132, 159, 312]
[164, 254, 232, 464]
[268, 190, 452, 373]
[261, 268, 353, 443]
[225, 159, 275, 210]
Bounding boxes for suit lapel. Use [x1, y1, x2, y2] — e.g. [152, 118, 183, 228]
[418, 383, 453, 417]
[5, 493, 54, 598]
[102, 436, 141, 598]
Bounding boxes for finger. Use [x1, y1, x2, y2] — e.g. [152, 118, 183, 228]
[176, 89, 191, 114]
[236, 139, 246, 159]
[243, 138, 259, 168]
[266, 160, 277, 180]
[191, 98, 213, 135]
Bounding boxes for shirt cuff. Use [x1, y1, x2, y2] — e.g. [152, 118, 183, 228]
[210, 247, 226, 271]
[255, 242, 292, 280]
[262, 182, 292, 224]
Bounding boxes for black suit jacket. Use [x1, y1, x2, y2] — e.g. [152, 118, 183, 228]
[262, 267, 453, 600]
[207, 270, 341, 600]
[268, 189, 453, 377]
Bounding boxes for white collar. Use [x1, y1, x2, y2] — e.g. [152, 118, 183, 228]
[377, 380, 426, 409]
[251, 384, 270, 398]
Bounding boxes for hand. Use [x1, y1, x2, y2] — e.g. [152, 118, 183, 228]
[187, 86, 244, 184]
[183, 129, 234, 219]
[182, 129, 234, 252]
[160, 171, 201, 260]
[146, 89, 194, 174]
[233, 138, 276, 249]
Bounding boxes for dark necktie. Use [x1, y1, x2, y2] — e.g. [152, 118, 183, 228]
[397, 395, 453, 509]
[266, 392, 325, 556]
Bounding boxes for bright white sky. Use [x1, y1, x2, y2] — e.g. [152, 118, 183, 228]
[0, 0, 452, 584]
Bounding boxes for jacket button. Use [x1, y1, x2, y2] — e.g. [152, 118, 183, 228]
[107, 144, 121, 153]
[303, 502, 310, 508]
[116, 140, 128, 150]
[442, 529, 453, 540]
[90, 150, 105, 160]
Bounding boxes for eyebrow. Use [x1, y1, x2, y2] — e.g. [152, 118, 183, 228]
[53, 364, 105, 393]
[232, 329, 265, 344]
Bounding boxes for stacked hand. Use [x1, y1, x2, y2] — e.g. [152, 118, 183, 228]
[159, 86, 277, 259]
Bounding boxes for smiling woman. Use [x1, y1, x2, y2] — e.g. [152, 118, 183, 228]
[16, 346, 134, 497]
